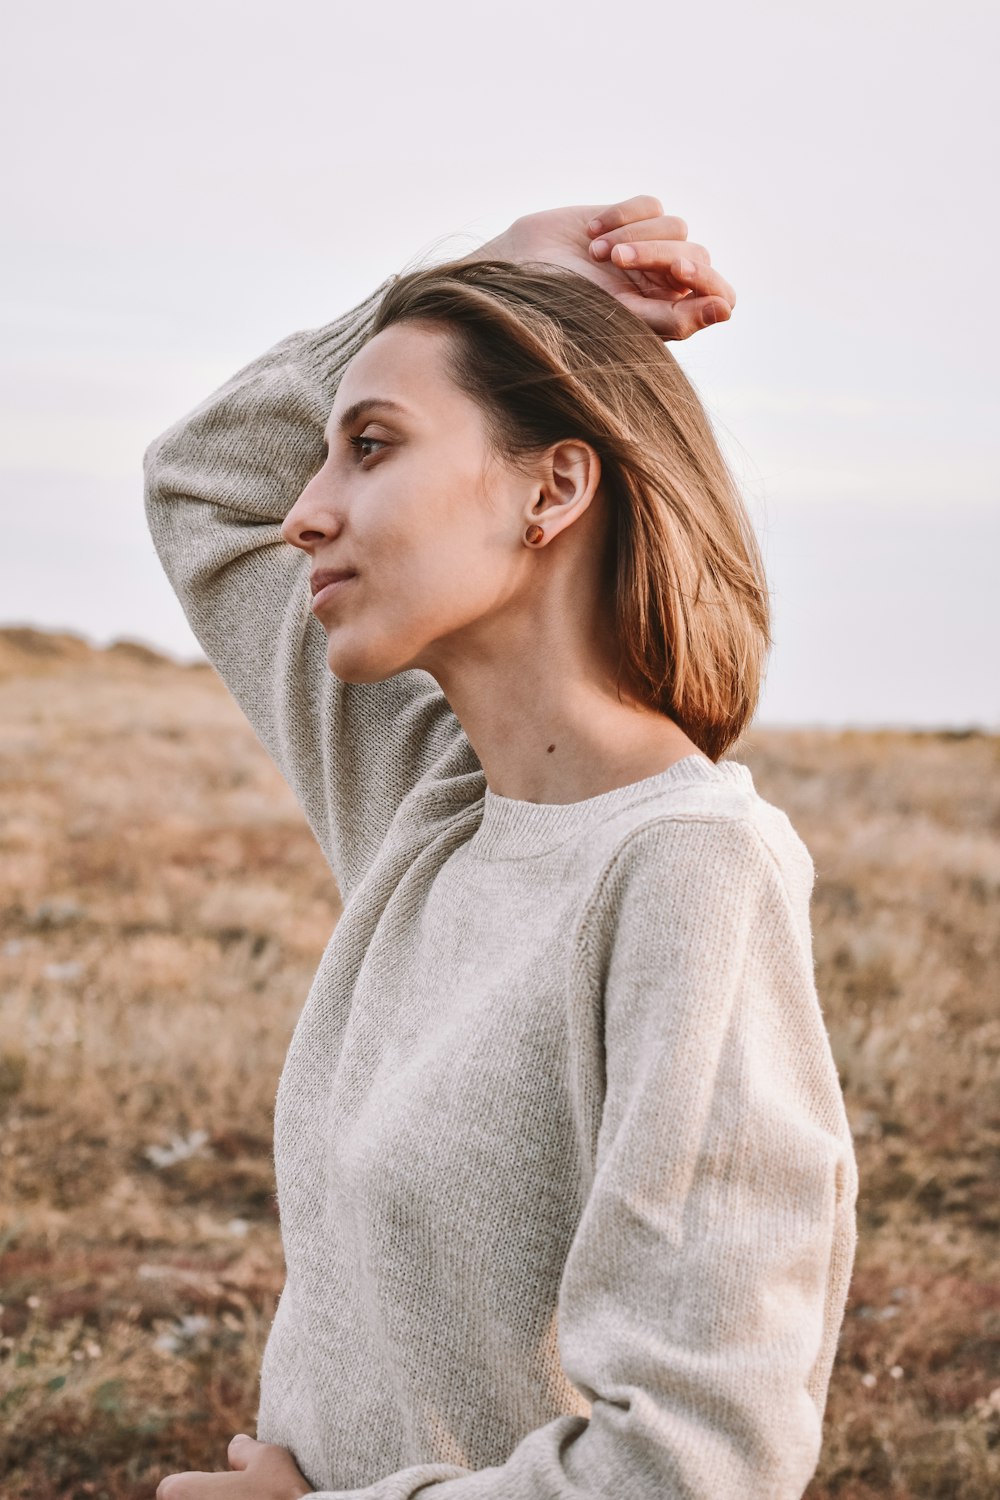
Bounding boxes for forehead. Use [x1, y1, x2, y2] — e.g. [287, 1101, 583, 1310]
[334, 320, 465, 413]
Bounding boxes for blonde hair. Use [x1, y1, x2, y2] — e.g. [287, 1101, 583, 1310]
[369, 258, 771, 762]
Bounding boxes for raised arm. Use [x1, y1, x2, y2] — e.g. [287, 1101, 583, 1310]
[143, 283, 473, 900]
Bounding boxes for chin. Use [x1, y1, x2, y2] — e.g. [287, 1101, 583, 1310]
[325, 636, 411, 685]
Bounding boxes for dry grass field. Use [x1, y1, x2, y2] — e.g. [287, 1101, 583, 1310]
[1, 626, 997, 1499]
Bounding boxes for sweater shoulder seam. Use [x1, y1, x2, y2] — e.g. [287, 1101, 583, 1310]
[572, 811, 786, 977]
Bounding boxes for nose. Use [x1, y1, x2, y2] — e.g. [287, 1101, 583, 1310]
[281, 470, 344, 551]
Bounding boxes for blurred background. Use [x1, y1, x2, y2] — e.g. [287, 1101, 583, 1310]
[2, 4, 998, 1499]
[2, 0, 997, 727]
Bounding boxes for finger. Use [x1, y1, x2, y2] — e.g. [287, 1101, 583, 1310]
[592, 227, 708, 266]
[614, 249, 736, 310]
[587, 195, 678, 237]
[664, 256, 737, 310]
[615, 290, 733, 340]
[227, 1434, 261, 1471]
[156, 1471, 246, 1497]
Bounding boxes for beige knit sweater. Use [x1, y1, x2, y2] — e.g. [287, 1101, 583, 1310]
[143, 278, 858, 1500]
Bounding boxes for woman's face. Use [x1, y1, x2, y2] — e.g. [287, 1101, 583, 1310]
[282, 320, 574, 684]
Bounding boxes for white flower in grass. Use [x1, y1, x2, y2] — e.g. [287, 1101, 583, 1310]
[144, 1129, 211, 1168]
[154, 1314, 212, 1354]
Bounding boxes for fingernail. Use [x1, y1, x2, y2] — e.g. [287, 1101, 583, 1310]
[591, 238, 610, 257]
[615, 244, 636, 264]
[702, 303, 719, 325]
[587, 217, 603, 233]
[677, 257, 696, 280]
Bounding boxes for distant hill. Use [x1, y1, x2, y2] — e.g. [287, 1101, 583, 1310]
[0, 626, 990, 741]
[0, 625, 209, 679]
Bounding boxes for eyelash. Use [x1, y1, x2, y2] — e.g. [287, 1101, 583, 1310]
[349, 435, 387, 463]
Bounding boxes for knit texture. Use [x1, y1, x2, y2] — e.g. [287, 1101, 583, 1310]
[143, 281, 858, 1500]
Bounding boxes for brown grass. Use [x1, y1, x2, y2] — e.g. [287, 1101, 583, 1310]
[1, 627, 997, 1499]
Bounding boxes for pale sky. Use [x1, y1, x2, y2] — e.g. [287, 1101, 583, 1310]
[2, 0, 997, 727]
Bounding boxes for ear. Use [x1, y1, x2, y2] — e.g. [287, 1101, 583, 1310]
[524, 440, 602, 543]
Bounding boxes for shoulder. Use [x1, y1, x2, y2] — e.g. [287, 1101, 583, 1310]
[587, 758, 813, 900]
[576, 760, 816, 961]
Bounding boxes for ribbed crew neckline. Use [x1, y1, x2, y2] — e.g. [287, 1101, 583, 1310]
[466, 754, 753, 861]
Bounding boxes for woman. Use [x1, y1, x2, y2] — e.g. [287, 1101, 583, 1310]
[147, 197, 857, 1500]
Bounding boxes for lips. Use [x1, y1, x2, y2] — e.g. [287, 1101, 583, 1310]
[310, 567, 358, 616]
[310, 567, 357, 597]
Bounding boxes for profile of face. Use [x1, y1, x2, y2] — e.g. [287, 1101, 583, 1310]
[280, 321, 603, 685]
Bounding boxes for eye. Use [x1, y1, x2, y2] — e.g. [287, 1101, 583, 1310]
[349, 434, 388, 464]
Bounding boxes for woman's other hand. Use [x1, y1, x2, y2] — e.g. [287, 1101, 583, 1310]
[155, 1434, 311, 1498]
[469, 194, 736, 340]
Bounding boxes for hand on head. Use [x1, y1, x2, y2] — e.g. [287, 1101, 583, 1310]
[469, 193, 736, 340]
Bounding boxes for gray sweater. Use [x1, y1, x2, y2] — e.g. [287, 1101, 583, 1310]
[143, 280, 858, 1500]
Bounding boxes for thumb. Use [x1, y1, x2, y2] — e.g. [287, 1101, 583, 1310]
[227, 1434, 261, 1471]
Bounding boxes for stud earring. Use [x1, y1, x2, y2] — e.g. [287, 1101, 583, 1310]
[524, 524, 544, 545]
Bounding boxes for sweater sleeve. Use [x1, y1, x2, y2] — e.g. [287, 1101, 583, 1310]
[142, 281, 470, 900]
[298, 815, 858, 1500]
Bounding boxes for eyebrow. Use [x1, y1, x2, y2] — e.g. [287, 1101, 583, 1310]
[323, 397, 411, 447]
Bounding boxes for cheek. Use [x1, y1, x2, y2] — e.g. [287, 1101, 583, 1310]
[322, 532, 505, 682]
[355, 458, 511, 630]
[372, 485, 493, 597]
[412, 526, 503, 611]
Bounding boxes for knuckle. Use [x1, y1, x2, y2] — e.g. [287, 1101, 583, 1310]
[659, 216, 688, 242]
[673, 307, 700, 340]
[604, 224, 640, 247]
[607, 193, 663, 225]
[706, 271, 736, 307]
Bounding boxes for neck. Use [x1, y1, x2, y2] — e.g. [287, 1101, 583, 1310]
[419, 584, 709, 806]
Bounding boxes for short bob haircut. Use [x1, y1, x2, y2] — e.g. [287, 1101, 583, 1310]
[367, 258, 771, 764]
